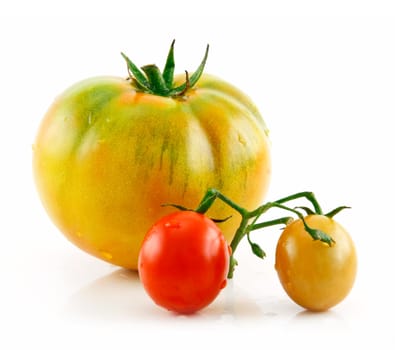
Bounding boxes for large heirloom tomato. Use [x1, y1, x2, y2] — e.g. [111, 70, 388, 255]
[33, 42, 271, 269]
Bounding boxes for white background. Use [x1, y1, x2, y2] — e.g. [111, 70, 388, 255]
[1, 1, 395, 349]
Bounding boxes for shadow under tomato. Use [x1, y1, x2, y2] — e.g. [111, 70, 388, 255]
[200, 280, 264, 320]
[61, 268, 163, 322]
[61, 268, 281, 323]
[286, 307, 351, 335]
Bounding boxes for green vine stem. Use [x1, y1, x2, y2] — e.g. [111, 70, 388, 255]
[191, 188, 349, 278]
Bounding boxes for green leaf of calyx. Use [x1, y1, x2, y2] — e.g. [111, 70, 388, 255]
[170, 44, 209, 96]
[161, 203, 192, 212]
[163, 39, 175, 89]
[295, 206, 315, 216]
[121, 52, 151, 92]
[325, 206, 351, 219]
[303, 222, 335, 246]
[211, 215, 232, 223]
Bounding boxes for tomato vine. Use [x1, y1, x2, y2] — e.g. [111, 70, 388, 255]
[167, 188, 350, 278]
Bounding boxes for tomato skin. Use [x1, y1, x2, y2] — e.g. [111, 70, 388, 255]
[275, 215, 357, 311]
[138, 211, 229, 314]
[33, 74, 270, 269]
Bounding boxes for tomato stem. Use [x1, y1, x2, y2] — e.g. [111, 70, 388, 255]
[141, 65, 170, 96]
[228, 216, 249, 279]
[248, 216, 294, 231]
[192, 189, 339, 279]
[121, 41, 209, 97]
[271, 191, 323, 215]
[195, 188, 247, 216]
[170, 188, 346, 278]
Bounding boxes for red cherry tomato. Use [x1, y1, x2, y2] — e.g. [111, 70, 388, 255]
[138, 211, 230, 314]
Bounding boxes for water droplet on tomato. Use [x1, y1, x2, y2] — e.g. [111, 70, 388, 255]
[99, 250, 113, 260]
[238, 133, 247, 146]
[164, 221, 181, 229]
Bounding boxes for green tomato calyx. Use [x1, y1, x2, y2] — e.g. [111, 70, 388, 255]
[121, 40, 209, 97]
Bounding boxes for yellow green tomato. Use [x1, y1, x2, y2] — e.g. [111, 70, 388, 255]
[33, 43, 271, 269]
[275, 215, 357, 311]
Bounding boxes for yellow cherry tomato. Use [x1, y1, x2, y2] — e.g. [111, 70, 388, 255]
[275, 215, 357, 311]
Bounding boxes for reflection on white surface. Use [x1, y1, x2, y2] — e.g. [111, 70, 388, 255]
[53, 264, 365, 350]
[61, 267, 287, 323]
[60, 264, 349, 328]
[62, 269, 149, 322]
[287, 308, 350, 334]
